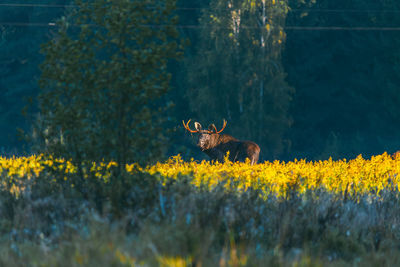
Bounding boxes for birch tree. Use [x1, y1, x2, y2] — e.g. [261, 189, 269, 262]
[187, 0, 296, 157]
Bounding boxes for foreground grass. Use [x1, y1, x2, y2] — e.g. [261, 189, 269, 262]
[0, 153, 400, 266]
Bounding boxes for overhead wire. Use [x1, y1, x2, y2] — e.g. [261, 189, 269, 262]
[2, 22, 400, 31]
[0, 3, 75, 8]
[2, 3, 400, 13]
[1, 3, 400, 31]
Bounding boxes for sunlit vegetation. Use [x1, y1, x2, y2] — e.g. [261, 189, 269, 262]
[2, 152, 400, 199]
[1, 153, 400, 266]
[149, 153, 400, 198]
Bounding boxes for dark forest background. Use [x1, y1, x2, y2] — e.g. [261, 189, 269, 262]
[2, 0, 400, 161]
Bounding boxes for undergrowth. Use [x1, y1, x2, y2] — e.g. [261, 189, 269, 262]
[0, 154, 400, 266]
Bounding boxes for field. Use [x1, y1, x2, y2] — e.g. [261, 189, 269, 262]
[1, 153, 400, 266]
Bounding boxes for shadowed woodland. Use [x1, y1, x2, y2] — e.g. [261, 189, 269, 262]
[1, 0, 400, 266]
[2, 0, 400, 161]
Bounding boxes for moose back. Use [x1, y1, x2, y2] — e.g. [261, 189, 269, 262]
[183, 120, 260, 165]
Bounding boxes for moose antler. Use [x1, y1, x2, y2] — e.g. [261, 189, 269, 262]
[209, 120, 227, 134]
[182, 119, 198, 133]
[210, 124, 218, 133]
[215, 119, 227, 134]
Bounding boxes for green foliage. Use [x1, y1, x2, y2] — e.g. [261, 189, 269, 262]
[2, 0, 400, 162]
[185, 0, 295, 158]
[36, 0, 183, 167]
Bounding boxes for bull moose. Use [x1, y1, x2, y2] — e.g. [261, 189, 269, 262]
[183, 119, 260, 165]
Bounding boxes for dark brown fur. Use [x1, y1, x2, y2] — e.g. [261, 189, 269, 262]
[201, 133, 260, 164]
[191, 122, 260, 165]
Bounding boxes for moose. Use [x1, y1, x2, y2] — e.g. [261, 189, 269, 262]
[183, 119, 260, 165]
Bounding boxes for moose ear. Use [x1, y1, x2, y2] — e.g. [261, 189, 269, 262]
[208, 124, 217, 133]
[194, 122, 202, 131]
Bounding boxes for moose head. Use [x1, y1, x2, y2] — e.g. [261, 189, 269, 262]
[183, 119, 227, 151]
[183, 119, 260, 165]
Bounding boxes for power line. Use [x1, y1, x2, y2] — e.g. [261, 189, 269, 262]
[176, 25, 400, 31]
[0, 22, 56, 27]
[2, 3, 400, 13]
[182, 25, 400, 31]
[291, 8, 400, 13]
[177, 7, 400, 13]
[0, 3, 75, 8]
[2, 22, 400, 31]
[285, 26, 400, 31]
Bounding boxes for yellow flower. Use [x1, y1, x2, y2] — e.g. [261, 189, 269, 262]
[1, 152, 400, 198]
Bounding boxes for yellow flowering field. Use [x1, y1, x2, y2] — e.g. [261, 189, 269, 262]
[1, 152, 400, 198]
[148, 153, 400, 198]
